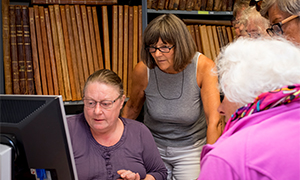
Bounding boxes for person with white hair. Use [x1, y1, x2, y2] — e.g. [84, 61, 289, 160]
[260, 0, 300, 45]
[239, 6, 270, 38]
[198, 37, 300, 180]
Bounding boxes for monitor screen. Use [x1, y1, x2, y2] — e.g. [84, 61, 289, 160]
[0, 95, 78, 180]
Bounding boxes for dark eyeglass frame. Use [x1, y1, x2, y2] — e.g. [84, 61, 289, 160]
[82, 94, 122, 109]
[146, 45, 175, 53]
[249, 0, 262, 11]
[266, 15, 299, 36]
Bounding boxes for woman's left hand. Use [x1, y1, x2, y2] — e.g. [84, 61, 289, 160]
[117, 169, 140, 180]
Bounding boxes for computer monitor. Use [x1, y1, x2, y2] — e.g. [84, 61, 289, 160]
[0, 95, 78, 180]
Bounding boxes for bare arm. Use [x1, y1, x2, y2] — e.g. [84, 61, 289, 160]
[122, 61, 148, 119]
[197, 55, 223, 144]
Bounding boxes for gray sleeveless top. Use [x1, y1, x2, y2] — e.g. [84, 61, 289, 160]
[144, 52, 207, 147]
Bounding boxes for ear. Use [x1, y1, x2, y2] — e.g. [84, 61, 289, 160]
[119, 94, 126, 110]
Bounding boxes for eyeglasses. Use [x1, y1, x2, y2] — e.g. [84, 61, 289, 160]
[266, 15, 299, 36]
[246, 30, 261, 38]
[249, 0, 262, 11]
[83, 94, 122, 109]
[146, 45, 175, 53]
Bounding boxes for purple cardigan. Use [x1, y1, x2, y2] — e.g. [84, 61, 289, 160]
[67, 113, 167, 180]
[198, 101, 300, 180]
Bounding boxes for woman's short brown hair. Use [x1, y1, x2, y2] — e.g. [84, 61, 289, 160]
[141, 14, 197, 72]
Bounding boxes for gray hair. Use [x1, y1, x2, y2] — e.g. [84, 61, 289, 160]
[261, 0, 300, 18]
[216, 37, 300, 105]
[233, 0, 251, 17]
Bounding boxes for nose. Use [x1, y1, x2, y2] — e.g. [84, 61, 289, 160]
[94, 102, 103, 114]
[217, 104, 225, 115]
[153, 49, 163, 57]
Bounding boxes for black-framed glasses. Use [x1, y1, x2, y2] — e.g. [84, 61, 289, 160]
[266, 15, 299, 36]
[83, 94, 122, 109]
[146, 45, 175, 53]
[249, 0, 262, 11]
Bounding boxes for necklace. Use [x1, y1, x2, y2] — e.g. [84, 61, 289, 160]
[154, 68, 184, 100]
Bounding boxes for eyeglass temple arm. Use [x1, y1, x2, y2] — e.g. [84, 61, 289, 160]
[282, 15, 299, 24]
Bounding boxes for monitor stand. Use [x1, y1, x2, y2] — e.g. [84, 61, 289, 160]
[0, 144, 12, 180]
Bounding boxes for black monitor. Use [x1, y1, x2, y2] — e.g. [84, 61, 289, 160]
[0, 95, 78, 180]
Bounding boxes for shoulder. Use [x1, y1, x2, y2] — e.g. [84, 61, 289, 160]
[67, 113, 87, 134]
[197, 53, 215, 71]
[121, 117, 152, 135]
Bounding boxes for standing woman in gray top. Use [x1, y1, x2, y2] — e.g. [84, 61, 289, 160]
[122, 14, 223, 180]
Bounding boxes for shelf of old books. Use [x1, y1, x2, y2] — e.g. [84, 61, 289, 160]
[1, 0, 143, 103]
[147, 9, 233, 15]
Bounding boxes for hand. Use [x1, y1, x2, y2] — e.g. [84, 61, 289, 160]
[117, 169, 140, 180]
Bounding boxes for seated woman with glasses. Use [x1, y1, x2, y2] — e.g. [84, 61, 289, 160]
[67, 69, 167, 180]
[198, 37, 300, 180]
[122, 13, 222, 180]
[239, 6, 269, 38]
[260, 0, 300, 45]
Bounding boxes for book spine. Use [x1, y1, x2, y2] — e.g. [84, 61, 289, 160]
[211, 25, 220, 55]
[49, 5, 66, 100]
[206, 25, 217, 61]
[65, 5, 82, 100]
[118, 5, 124, 79]
[221, 0, 228, 11]
[102, 6, 111, 70]
[157, 0, 166, 10]
[75, 5, 89, 80]
[123, 5, 129, 96]
[147, 0, 153, 9]
[213, 0, 222, 11]
[39, 6, 54, 95]
[179, 0, 187, 10]
[92, 6, 104, 70]
[194, 24, 202, 53]
[226, 26, 233, 43]
[60, 5, 77, 101]
[44, 7, 59, 95]
[15, 5, 27, 94]
[127, 6, 133, 96]
[138, 5, 142, 63]
[221, 26, 229, 45]
[81, 5, 94, 75]
[216, 26, 225, 48]
[172, 0, 180, 10]
[22, 6, 35, 94]
[112, 5, 118, 74]
[185, 0, 194, 11]
[206, 0, 214, 11]
[29, 7, 42, 95]
[10, 6, 20, 94]
[34, 5, 48, 95]
[87, 6, 99, 71]
[199, 25, 212, 59]
[151, 0, 159, 10]
[200, 0, 207, 11]
[31, 0, 118, 5]
[2, 0, 12, 94]
[70, 5, 85, 95]
[133, 6, 138, 70]
[54, 4, 72, 101]
[226, 0, 234, 11]
[193, 0, 201, 10]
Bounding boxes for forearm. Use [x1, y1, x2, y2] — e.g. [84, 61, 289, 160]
[122, 100, 143, 120]
[206, 122, 223, 144]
